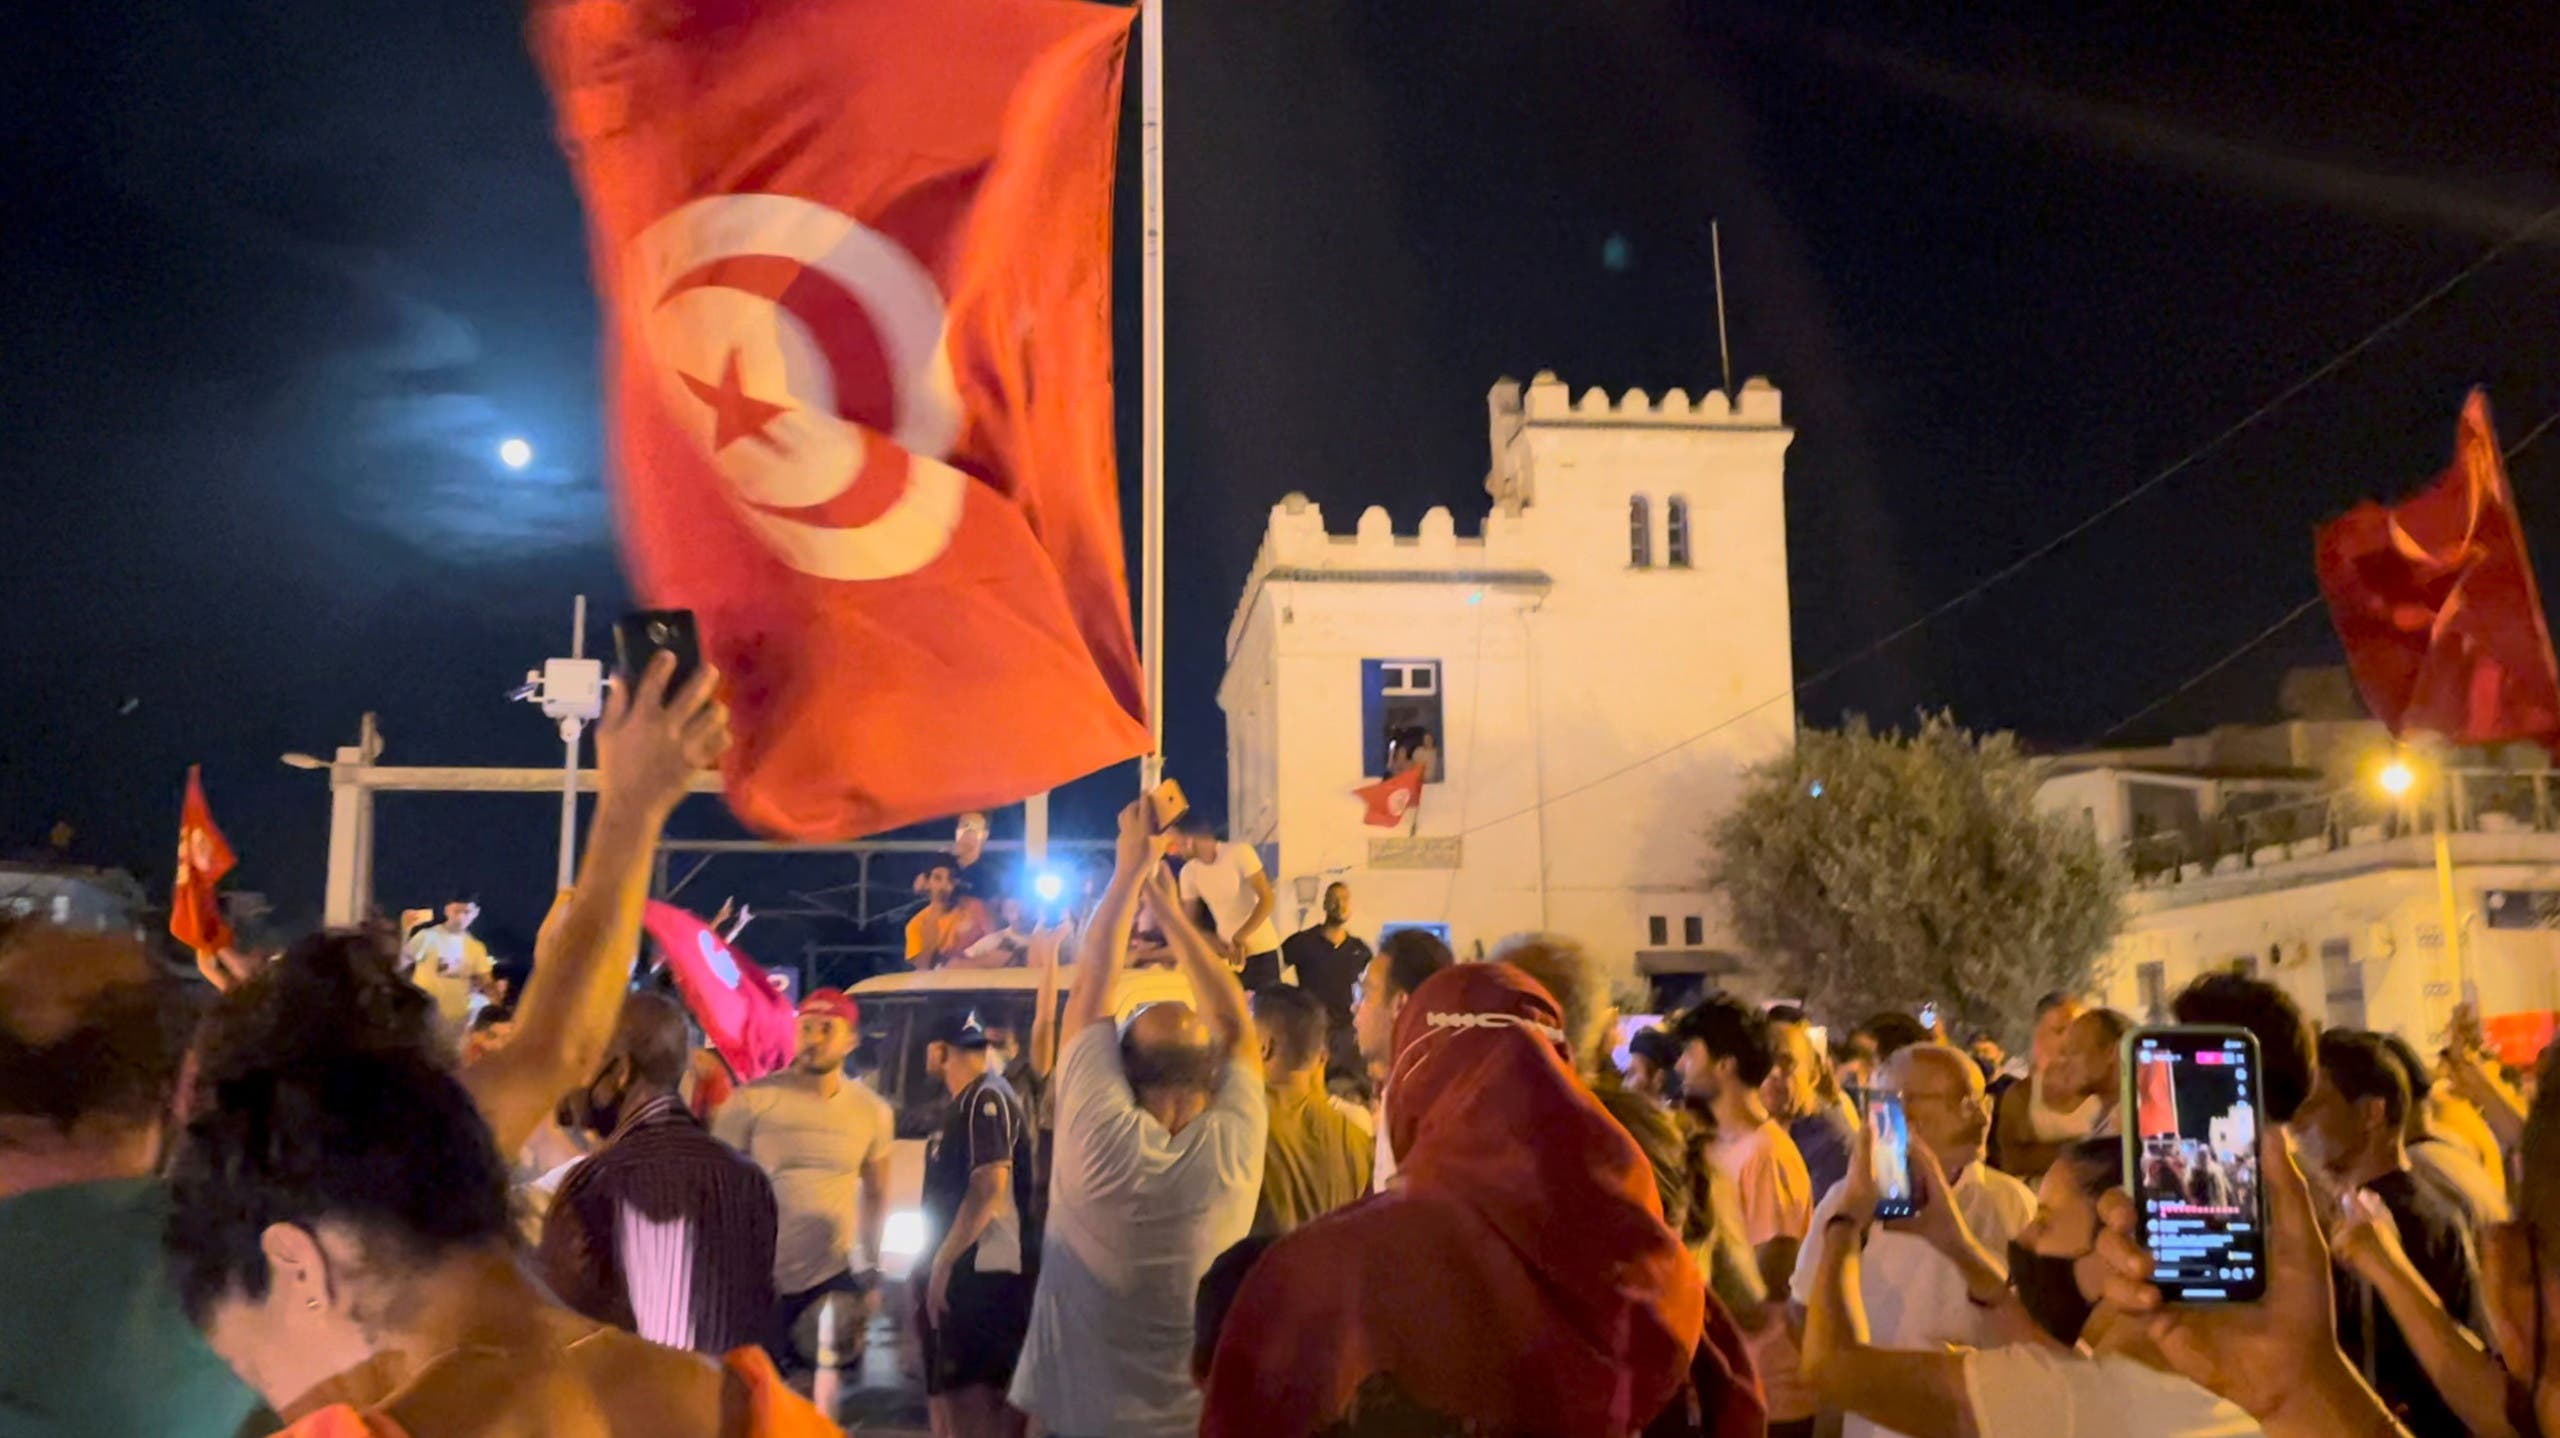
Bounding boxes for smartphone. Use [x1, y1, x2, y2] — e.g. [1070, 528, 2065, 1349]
[614, 608, 701, 693]
[2124, 1026, 2268, 1303]
[1145, 778, 1190, 832]
[1866, 1091, 1917, 1220]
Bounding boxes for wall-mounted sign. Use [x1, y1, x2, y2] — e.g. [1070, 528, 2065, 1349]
[1370, 836, 1461, 870]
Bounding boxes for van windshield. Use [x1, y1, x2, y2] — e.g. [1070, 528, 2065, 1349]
[856, 989, 1054, 1139]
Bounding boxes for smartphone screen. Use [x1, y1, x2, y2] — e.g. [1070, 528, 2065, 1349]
[2126, 1026, 2268, 1303]
[1867, 1091, 1916, 1221]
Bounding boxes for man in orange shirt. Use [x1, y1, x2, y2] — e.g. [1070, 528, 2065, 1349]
[907, 860, 995, 969]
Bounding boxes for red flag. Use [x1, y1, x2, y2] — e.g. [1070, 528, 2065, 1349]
[643, 901, 797, 1085]
[170, 766, 236, 957]
[533, 0, 1148, 840]
[2134, 1049, 2180, 1141]
[2316, 390, 2560, 747]
[1354, 766, 1426, 828]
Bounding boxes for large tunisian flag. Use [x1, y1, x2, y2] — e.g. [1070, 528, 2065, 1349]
[643, 901, 796, 1084]
[170, 766, 236, 957]
[532, 0, 1148, 838]
[2316, 390, 2560, 748]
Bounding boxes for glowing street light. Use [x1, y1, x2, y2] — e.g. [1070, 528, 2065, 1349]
[2377, 759, 2418, 798]
[498, 437, 534, 470]
[1032, 870, 1066, 904]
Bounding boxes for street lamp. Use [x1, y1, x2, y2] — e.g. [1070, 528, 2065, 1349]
[2373, 745, 2474, 1034]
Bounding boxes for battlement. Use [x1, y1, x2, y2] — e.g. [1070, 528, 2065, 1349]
[1498, 369, 1782, 427]
[1227, 493, 1547, 657]
[1488, 371, 1783, 506]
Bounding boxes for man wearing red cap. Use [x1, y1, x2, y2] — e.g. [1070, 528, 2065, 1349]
[713, 986, 895, 1378]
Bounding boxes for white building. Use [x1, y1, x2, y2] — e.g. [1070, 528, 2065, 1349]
[1219, 371, 1794, 1006]
[2040, 718, 2560, 1060]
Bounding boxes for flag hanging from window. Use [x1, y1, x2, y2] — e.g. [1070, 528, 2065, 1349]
[170, 766, 236, 957]
[2315, 389, 2560, 748]
[1355, 766, 1426, 829]
[532, 0, 1148, 840]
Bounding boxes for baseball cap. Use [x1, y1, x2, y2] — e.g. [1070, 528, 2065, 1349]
[926, 1009, 992, 1050]
[799, 988, 860, 1026]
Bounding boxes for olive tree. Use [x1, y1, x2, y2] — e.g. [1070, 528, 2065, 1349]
[1708, 713, 2125, 1040]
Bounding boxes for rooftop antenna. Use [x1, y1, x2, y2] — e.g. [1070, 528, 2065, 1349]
[1711, 219, 1735, 398]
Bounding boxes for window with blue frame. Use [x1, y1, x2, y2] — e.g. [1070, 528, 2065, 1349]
[1362, 659, 1446, 783]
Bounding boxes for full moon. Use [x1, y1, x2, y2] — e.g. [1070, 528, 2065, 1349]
[498, 437, 534, 470]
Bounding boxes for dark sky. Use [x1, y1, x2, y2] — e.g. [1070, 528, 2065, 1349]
[7, 0, 2557, 964]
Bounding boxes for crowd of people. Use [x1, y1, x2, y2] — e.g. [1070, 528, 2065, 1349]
[7, 654, 2560, 1437]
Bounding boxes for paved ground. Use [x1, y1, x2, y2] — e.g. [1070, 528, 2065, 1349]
[820, 1306, 928, 1436]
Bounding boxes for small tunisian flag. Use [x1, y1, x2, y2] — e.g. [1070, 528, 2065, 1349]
[170, 767, 236, 957]
[2133, 1051, 2180, 1142]
[643, 902, 796, 1084]
[532, 0, 1148, 839]
[1354, 766, 1426, 828]
[2316, 390, 2560, 747]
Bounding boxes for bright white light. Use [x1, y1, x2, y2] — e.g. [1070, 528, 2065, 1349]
[498, 437, 534, 470]
[1808, 781, 1825, 798]
[882, 1209, 927, 1257]
[1033, 871, 1066, 903]
[2377, 760, 2417, 798]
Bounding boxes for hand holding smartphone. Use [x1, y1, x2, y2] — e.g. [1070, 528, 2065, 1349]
[1866, 1091, 1918, 1221]
[1144, 778, 1189, 833]
[614, 608, 702, 694]
[2124, 1025, 2269, 1303]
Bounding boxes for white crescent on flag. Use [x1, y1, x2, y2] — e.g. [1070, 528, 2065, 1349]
[627, 192, 970, 582]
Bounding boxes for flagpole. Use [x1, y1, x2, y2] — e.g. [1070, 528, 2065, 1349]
[1138, 0, 1166, 795]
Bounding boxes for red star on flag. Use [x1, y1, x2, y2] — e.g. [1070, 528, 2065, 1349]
[680, 348, 792, 452]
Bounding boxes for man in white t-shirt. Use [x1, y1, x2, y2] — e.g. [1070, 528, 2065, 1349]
[712, 987, 894, 1377]
[1011, 801, 1266, 1438]
[1791, 1044, 2037, 1438]
[399, 899, 493, 1030]
[1173, 816, 1282, 993]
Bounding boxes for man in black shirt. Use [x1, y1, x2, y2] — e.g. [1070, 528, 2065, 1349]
[918, 1008, 1039, 1438]
[1278, 881, 1371, 1085]
[2292, 1028, 2481, 1436]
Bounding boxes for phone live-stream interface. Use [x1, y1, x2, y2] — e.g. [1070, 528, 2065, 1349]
[2130, 1031, 2266, 1302]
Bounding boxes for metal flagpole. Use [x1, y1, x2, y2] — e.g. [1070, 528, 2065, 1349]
[1139, 0, 1166, 794]
[1711, 219, 1734, 398]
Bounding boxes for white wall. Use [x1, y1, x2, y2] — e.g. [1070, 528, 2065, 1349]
[2095, 840, 2560, 1048]
[1221, 373, 1795, 980]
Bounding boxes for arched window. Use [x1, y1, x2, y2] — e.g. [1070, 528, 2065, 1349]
[1667, 497, 1692, 568]
[1628, 496, 1651, 568]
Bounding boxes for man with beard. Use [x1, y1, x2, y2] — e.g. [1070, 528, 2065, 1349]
[714, 987, 895, 1377]
[539, 992, 778, 1355]
[1789, 1044, 2037, 1438]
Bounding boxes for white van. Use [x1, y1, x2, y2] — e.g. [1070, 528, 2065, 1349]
[849, 962, 1197, 1281]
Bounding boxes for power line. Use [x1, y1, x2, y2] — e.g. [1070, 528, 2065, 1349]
[1453, 197, 2560, 841]
[2090, 403, 2560, 744]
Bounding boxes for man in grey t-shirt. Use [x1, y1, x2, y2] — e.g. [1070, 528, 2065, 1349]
[1010, 802, 1266, 1438]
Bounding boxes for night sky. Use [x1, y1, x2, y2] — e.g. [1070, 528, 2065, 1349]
[7, 1, 2557, 968]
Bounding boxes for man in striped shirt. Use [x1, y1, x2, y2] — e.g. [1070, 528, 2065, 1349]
[538, 992, 779, 1355]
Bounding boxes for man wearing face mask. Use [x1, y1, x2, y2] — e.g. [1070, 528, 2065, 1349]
[537, 992, 779, 1355]
[1801, 1133, 2260, 1438]
[1788, 1044, 2036, 1438]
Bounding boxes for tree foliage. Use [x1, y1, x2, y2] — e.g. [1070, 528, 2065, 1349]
[1709, 713, 2126, 1041]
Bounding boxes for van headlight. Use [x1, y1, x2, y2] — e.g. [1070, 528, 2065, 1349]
[882, 1209, 927, 1258]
